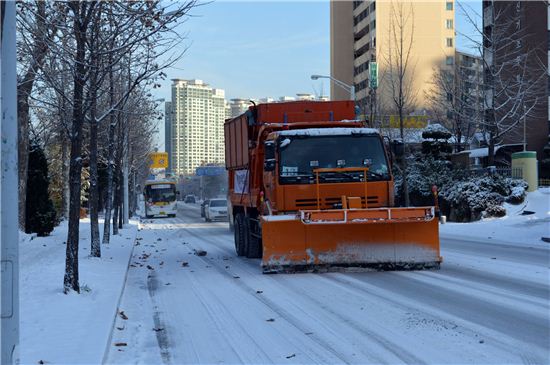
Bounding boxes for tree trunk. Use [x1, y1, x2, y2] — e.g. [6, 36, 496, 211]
[88, 11, 101, 257]
[488, 136, 496, 167]
[17, 98, 30, 230]
[398, 108, 410, 207]
[112, 172, 120, 235]
[89, 93, 100, 257]
[102, 66, 116, 244]
[64, 1, 95, 293]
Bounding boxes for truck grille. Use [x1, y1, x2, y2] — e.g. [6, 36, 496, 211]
[295, 196, 379, 209]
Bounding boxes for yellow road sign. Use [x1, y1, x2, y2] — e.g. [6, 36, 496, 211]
[149, 152, 168, 168]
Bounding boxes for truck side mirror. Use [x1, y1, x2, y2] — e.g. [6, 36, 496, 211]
[391, 140, 404, 158]
[264, 141, 276, 172]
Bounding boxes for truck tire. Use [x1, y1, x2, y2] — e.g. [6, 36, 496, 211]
[234, 213, 247, 256]
[245, 216, 262, 259]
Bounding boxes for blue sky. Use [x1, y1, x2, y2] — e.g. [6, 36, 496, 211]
[155, 0, 482, 102]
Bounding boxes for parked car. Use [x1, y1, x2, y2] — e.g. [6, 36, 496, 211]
[184, 195, 196, 204]
[204, 199, 228, 222]
[200, 199, 210, 218]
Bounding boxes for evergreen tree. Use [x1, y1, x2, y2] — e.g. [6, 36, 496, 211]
[26, 139, 57, 236]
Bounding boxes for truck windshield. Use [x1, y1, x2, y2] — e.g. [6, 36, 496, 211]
[145, 184, 176, 203]
[278, 135, 389, 184]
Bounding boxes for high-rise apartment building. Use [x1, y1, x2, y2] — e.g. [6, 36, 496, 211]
[331, 0, 456, 114]
[482, 1, 548, 158]
[169, 79, 228, 175]
[164, 101, 173, 173]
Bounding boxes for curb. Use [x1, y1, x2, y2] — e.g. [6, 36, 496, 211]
[101, 219, 141, 365]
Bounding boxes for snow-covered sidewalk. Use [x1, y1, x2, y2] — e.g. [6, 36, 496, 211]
[440, 188, 550, 247]
[20, 218, 138, 365]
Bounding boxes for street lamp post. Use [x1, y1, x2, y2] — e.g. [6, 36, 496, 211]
[310, 74, 355, 101]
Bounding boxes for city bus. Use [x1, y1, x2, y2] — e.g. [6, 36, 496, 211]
[143, 180, 178, 218]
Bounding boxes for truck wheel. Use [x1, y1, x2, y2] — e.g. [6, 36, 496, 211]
[245, 216, 262, 259]
[234, 213, 247, 256]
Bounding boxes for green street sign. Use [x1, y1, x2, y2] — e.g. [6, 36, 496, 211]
[369, 62, 378, 89]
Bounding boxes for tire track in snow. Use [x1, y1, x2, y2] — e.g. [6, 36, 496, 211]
[324, 273, 549, 363]
[181, 226, 425, 364]
[147, 270, 171, 364]
[178, 229, 357, 364]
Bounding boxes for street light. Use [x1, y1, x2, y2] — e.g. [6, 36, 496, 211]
[311, 74, 355, 101]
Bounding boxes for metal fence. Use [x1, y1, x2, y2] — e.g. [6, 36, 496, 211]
[469, 166, 523, 179]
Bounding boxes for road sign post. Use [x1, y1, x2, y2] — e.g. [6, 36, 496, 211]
[1, 2, 20, 364]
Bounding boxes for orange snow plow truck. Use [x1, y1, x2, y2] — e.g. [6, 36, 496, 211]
[224, 100, 441, 273]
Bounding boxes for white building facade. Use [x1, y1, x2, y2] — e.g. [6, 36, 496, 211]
[170, 79, 228, 175]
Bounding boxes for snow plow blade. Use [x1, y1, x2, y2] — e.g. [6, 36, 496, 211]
[260, 207, 441, 273]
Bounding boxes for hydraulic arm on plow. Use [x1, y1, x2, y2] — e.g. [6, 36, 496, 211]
[224, 100, 441, 273]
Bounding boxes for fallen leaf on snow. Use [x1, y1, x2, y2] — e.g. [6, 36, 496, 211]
[286, 354, 296, 359]
[153, 327, 164, 332]
[147, 265, 154, 270]
[256, 290, 263, 294]
[181, 262, 189, 267]
[114, 342, 127, 347]
[119, 311, 128, 320]
[266, 318, 275, 322]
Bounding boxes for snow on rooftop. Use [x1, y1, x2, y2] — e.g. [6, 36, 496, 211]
[278, 128, 379, 137]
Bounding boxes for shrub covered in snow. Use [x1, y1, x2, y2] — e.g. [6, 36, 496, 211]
[421, 124, 453, 157]
[484, 204, 507, 218]
[394, 154, 528, 222]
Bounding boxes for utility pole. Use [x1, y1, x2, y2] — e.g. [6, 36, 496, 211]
[1, 2, 20, 363]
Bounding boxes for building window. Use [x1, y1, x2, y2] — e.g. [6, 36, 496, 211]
[446, 1, 453, 11]
[446, 38, 453, 47]
[446, 56, 454, 65]
[446, 19, 453, 29]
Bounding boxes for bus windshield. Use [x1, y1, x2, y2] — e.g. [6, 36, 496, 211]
[145, 184, 176, 203]
[278, 135, 389, 184]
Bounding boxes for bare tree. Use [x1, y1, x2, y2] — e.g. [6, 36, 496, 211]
[458, 1, 547, 165]
[16, 1, 62, 229]
[16, 0, 198, 294]
[384, 1, 417, 207]
[427, 63, 481, 152]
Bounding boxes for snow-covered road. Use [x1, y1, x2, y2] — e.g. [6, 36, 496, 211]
[106, 204, 549, 364]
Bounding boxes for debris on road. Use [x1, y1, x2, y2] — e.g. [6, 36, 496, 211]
[194, 249, 207, 256]
[114, 342, 127, 347]
[118, 311, 128, 320]
[147, 265, 154, 270]
[153, 327, 164, 332]
[181, 262, 189, 267]
[256, 290, 263, 294]
[266, 318, 275, 322]
[286, 354, 296, 359]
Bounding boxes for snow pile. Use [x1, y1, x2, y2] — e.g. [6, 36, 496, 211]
[441, 187, 550, 246]
[20, 219, 138, 364]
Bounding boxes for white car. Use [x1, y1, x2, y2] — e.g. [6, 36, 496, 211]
[205, 199, 228, 222]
